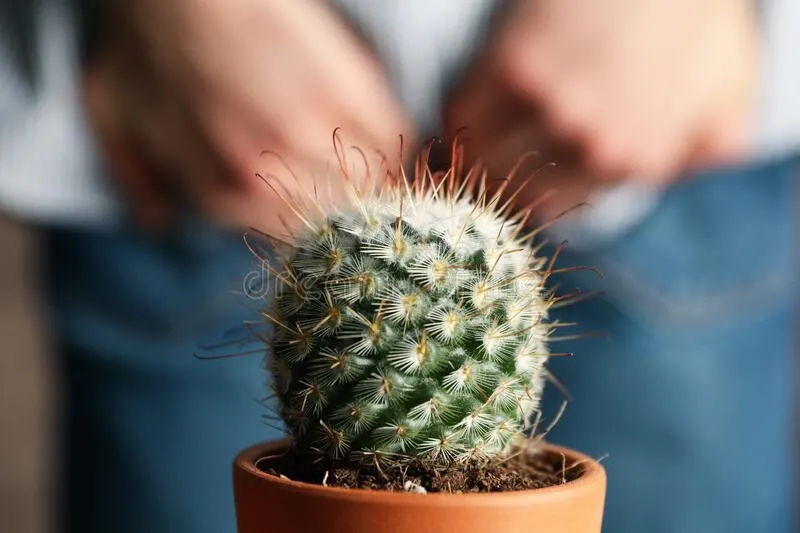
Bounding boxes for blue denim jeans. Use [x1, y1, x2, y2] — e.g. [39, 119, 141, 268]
[543, 155, 799, 532]
[40, 219, 283, 533]
[39, 156, 798, 533]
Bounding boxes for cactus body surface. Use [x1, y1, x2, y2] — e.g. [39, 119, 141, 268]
[264, 168, 556, 465]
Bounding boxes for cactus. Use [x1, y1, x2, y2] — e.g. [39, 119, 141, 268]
[261, 149, 556, 466]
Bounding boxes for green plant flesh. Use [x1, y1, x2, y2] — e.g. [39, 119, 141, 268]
[264, 174, 555, 465]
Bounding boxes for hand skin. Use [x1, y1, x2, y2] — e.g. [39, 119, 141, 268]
[444, 0, 761, 221]
[83, 0, 414, 238]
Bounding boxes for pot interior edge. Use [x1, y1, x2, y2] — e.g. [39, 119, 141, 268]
[235, 439, 606, 504]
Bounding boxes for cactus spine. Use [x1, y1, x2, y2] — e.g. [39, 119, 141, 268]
[262, 151, 556, 465]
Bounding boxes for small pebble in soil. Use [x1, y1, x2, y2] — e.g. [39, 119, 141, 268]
[403, 480, 427, 494]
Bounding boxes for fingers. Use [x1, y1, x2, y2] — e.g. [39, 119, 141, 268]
[82, 55, 172, 230]
[80, 0, 416, 237]
[448, 0, 759, 192]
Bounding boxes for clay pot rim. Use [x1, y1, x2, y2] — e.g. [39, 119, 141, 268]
[234, 439, 606, 506]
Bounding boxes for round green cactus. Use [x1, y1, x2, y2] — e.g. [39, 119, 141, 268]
[263, 162, 555, 465]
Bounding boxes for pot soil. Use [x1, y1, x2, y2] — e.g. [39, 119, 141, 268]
[233, 439, 607, 533]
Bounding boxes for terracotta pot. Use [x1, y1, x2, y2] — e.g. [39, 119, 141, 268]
[233, 440, 607, 533]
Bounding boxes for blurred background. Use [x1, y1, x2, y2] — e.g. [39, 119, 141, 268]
[0, 217, 53, 533]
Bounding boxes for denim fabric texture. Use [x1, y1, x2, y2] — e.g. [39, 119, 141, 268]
[544, 154, 799, 533]
[41, 220, 282, 533]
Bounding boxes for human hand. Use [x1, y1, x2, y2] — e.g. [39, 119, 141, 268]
[444, 0, 760, 218]
[83, 0, 413, 236]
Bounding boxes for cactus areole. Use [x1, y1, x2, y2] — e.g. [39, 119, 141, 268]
[262, 153, 558, 468]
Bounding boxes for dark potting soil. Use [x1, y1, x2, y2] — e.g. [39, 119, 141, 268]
[257, 447, 583, 493]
